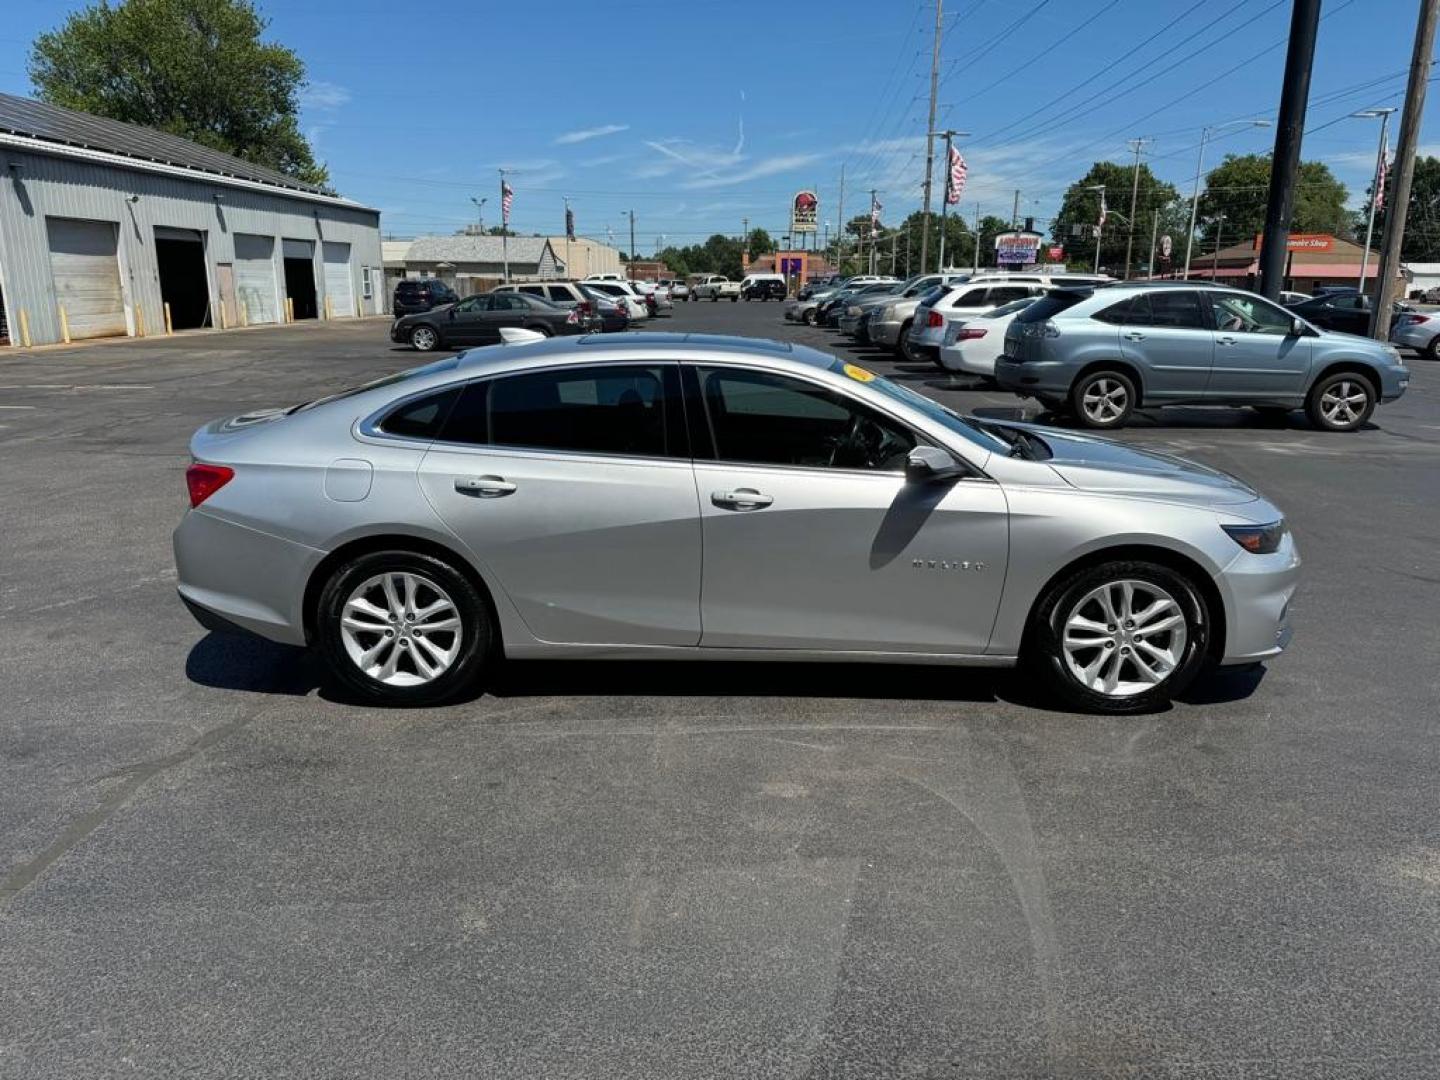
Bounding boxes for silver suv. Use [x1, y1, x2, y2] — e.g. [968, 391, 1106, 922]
[997, 283, 1410, 431]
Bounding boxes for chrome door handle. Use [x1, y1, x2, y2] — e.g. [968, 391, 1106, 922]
[712, 488, 773, 510]
[455, 475, 516, 497]
[1123, 331, 1146, 340]
[1216, 335, 1237, 345]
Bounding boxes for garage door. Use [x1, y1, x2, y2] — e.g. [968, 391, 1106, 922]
[46, 218, 125, 340]
[322, 242, 354, 317]
[233, 233, 278, 324]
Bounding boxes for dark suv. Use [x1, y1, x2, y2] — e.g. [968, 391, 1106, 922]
[393, 278, 458, 317]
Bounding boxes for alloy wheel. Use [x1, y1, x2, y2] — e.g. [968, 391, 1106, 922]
[1318, 379, 1369, 428]
[339, 571, 462, 687]
[411, 326, 437, 351]
[1081, 378, 1128, 424]
[1061, 579, 1187, 698]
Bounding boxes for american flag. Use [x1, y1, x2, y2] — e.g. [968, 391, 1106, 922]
[1376, 135, 1390, 211]
[946, 145, 967, 205]
[501, 179, 514, 226]
[870, 193, 882, 230]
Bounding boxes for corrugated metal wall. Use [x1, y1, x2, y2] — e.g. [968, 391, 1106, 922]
[0, 145, 383, 346]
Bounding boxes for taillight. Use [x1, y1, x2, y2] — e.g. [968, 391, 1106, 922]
[956, 328, 987, 340]
[186, 463, 234, 507]
[927, 310, 945, 327]
[1405, 314, 1429, 324]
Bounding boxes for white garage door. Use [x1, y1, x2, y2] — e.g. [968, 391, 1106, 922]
[322, 242, 354, 317]
[233, 233, 278, 325]
[46, 218, 125, 340]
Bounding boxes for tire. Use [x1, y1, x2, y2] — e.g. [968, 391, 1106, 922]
[1025, 560, 1210, 714]
[316, 549, 495, 707]
[803, 308, 818, 327]
[409, 324, 440, 352]
[896, 321, 920, 361]
[1071, 369, 1137, 429]
[1425, 335, 1440, 362]
[730, 296, 738, 302]
[1306, 371, 1376, 432]
[526, 323, 553, 337]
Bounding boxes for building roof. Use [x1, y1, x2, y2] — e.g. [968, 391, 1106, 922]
[1203, 233, 1378, 267]
[404, 234, 554, 266]
[382, 240, 413, 265]
[0, 92, 333, 196]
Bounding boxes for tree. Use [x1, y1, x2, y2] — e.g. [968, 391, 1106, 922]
[30, 0, 329, 188]
[1196, 154, 1349, 251]
[746, 228, 776, 256]
[1052, 161, 1180, 275]
[1368, 155, 1440, 262]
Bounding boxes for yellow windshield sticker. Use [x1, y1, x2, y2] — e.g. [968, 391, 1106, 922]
[843, 363, 875, 383]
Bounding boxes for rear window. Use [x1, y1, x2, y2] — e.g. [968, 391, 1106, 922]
[1015, 290, 1091, 323]
[379, 386, 462, 439]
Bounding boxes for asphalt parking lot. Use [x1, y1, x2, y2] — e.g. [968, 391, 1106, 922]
[2, 305, 1438, 1079]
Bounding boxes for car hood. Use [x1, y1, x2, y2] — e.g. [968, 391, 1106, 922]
[991, 422, 1262, 508]
[396, 303, 453, 323]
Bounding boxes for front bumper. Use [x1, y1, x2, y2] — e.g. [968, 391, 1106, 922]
[1216, 534, 1301, 665]
[870, 317, 904, 347]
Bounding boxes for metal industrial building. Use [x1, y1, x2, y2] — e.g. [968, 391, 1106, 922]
[0, 93, 383, 348]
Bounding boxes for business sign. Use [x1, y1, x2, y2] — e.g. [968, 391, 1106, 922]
[1251, 232, 1335, 252]
[1160, 234, 1173, 258]
[1047, 245, 1065, 261]
[780, 256, 803, 275]
[995, 231, 1043, 265]
[791, 190, 818, 234]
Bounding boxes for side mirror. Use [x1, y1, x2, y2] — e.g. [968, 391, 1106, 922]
[1291, 316, 1306, 336]
[905, 445, 966, 483]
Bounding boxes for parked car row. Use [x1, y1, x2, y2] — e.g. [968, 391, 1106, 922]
[790, 272, 1413, 433]
[390, 275, 679, 352]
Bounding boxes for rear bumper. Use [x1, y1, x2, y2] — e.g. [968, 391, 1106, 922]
[173, 509, 322, 646]
[870, 318, 905, 347]
[995, 358, 1072, 397]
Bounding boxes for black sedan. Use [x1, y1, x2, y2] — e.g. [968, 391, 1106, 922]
[391, 292, 592, 351]
[1286, 289, 1409, 335]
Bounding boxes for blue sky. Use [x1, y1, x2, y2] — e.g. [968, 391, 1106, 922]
[0, 0, 1433, 252]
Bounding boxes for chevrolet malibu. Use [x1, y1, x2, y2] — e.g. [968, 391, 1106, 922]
[174, 334, 1299, 713]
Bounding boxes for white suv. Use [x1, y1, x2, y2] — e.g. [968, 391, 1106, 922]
[906, 273, 1111, 362]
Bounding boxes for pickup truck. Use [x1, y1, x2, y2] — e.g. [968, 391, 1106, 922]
[691, 274, 741, 302]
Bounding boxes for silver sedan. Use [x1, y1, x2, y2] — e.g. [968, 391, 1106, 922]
[174, 334, 1300, 713]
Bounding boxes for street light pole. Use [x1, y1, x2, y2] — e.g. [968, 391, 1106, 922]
[1123, 138, 1150, 279]
[1354, 108, 1396, 291]
[1088, 184, 1106, 274]
[918, 0, 944, 275]
[470, 196, 487, 235]
[1183, 119, 1271, 280]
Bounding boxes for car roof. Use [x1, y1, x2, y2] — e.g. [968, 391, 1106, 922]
[452, 331, 832, 373]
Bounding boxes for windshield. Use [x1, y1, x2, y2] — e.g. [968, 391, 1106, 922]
[988, 297, 1040, 318]
[830, 360, 1009, 454]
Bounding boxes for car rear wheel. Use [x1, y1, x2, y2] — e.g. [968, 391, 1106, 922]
[526, 323, 554, 337]
[317, 550, 495, 706]
[1026, 560, 1210, 714]
[409, 325, 439, 352]
[1306, 372, 1375, 432]
[1427, 336, 1440, 362]
[1072, 369, 1136, 429]
[803, 308, 818, 326]
[896, 320, 919, 361]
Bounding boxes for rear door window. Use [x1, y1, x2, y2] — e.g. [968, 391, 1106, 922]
[1143, 290, 1205, 330]
[984, 286, 1034, 306]
[519, 285, 546, 298]
[439, 365, 682, 458]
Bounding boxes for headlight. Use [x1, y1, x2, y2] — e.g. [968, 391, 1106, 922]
[1222, 520, 1287, 554]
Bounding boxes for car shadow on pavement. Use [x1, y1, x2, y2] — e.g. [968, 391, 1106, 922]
[185, 631, 322, 696]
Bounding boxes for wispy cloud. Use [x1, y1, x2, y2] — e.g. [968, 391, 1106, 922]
[555, 124, 630, 145]
[300, 81, 350, 110]
[683, 153, 824, 190]
[581, 153, 628, 167]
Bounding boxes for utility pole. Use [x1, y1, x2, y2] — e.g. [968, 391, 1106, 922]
[868, 189, 878, 274]
[628, 209, 636, 281]
[1089, 184, 1106, 274]
[1355, 109, 1396, 291]
[1147, 207, 1160, 277]
[918, 0, 944, 274]
[1124, 138, 1150, 280]
[1212, 214, 1226, 279]
[563, 196, 571, 278]
[1371, 0, 1439, 336]
[742, 216, 749, 272]
[836, 164, 846, 275]
[1257, 0, 1322, 299]
[972, 202, 981, 273]
[1011, 189, 1020, 230]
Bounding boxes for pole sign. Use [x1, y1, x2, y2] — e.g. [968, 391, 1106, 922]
[1160, 234, 1173, 258]
[791, 190, 818, 234]
[1047, 245, 1064, 261]
[995, 231, 1042, 265]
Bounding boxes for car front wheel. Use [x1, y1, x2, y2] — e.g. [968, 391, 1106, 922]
[409, 325, 439, 352]
[1072, 369, 1137, 429]
[1427, 336, 1440, 362]
[1027, 560, 1210, 714]
[1306, 372, 1375, 432]
[316, 550, 495, 706]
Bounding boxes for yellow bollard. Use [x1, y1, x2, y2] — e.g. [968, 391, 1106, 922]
[285, 297, 295, 323]
[219, 301, 228, 330]
[164, 302, 173, 336]
[135, 306, 146, 338]
[58, 305, 71, 344]
[19, 309, 31, 347]
[239, 302, 248, 327]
